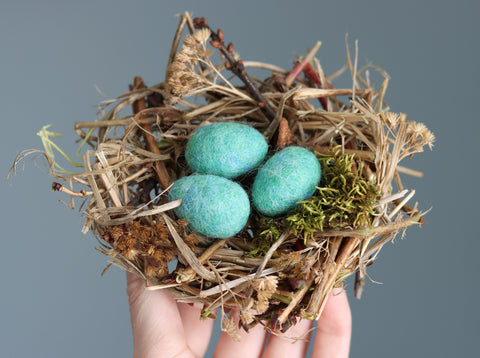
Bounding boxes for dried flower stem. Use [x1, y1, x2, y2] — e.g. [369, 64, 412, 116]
[167, 12, 190, 72]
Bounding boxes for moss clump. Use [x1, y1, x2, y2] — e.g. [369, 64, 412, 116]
[249, 215, 287, 256]
[286, 147, 380, 241]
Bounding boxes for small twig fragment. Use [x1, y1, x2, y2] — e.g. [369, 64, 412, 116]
[284, 41, 322, 88]
[276, 118, 293, 149]
[52, 182, 92, 197]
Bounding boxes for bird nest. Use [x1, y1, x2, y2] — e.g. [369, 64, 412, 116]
[12, 12, 434, 337]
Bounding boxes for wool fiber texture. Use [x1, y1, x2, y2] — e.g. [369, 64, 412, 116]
[185, 122, 268, 179]
[169, 174, 250, 238]
[252, 146, 321, 216]
[167, 175, 201, 219]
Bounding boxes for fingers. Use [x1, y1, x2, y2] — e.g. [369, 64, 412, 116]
[311, 289, 351, 358]
[214, 310, 267, 358]
[127, 271, 351, 358]
[126, 272, 195, 358]
[261, 318, 313, 358]
[178, 302, 215, 356]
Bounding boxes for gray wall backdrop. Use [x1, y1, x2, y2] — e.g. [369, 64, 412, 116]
[1, 0, 478, 357]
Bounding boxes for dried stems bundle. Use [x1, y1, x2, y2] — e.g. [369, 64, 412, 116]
[11, 12, 434, 337]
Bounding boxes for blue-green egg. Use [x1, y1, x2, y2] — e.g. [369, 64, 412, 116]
[185, 122, 268, 178]
[167, 175, 200, 220]
[168, 174, 250, 238]
[252, 146, 321, 216]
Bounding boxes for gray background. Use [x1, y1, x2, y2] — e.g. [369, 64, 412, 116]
[1, 0, 478, 357]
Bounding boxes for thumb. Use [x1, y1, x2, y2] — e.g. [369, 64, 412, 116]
[126, 272, 194, 358]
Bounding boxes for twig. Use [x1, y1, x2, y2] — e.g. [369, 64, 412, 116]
[293, 88, 372, 100]
[75, 117, 156, 129]
[375, 189, 408, 207]
[301, 239, 340, 319]
[283, 43, 336, 110]
[193, 17, 277, 121]
[52, 182, 92, 197]
[307, 237, 358, 320]
[177, 238, 229, 283]
[240, 233, 290, 311]
[303, 62, 334, 110]
[127, 178, 157, 207]
[242, 61, 288, 74]
[387, 190, 416, 220]
[315, 146, 375, 161]
[199, 267, 280, 297]
[263, 95, 288, 141]
[396, 165, 424, 178]
[285, 41, 322, 87]
[277, 275, 315, 325]
[163, 214, 221, 283]
[318, 212, 424, 238]
[255, 233, 289, 277]
[131, 77, 171, 190]
[354, 270, 365, 299]
[391, 201, 422, 223]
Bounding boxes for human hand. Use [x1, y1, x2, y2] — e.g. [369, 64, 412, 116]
[127, 272, 351, 358]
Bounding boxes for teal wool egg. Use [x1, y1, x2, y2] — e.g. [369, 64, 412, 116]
[168, 175, 250, 238]
[185, 122, 268, 178]
[167, 175, 200, 220]
[252, 146, 321, 216]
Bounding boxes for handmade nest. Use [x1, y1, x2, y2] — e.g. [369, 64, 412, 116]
[14, 12, 434, 336]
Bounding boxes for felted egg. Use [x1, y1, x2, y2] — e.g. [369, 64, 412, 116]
[168, 174, 250, 238]
[252, 146, 321, 216]
[167, 175, 200, 220]
[185, 122, 268, 178]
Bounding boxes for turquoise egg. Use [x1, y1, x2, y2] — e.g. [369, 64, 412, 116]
[252, 146, 321, 216]
[167, 175, 200, 220]
[168, 175, 250, 238]
[185, 122, 268, 178]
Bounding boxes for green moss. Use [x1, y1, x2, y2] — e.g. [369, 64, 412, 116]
[271, 292, 293, 304]
[286, 146, 380, 242]
[249, 146, 380, 254]
[201, 310, 215, 319]
[249, 215, 287, 256]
